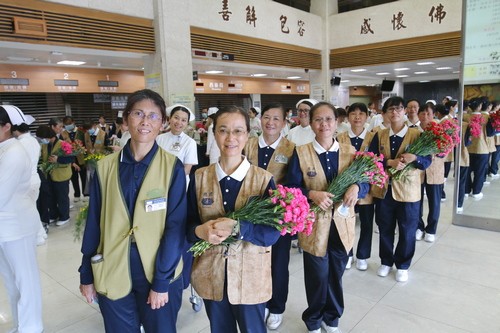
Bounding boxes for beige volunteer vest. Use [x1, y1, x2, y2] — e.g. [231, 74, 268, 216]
[244, 136, 295, 185]
[296, 142, 356, 257]
[371, 128, 422, 202]
[191, 164, 273, 304]
[41, 140, 72, 182]
[92, 149, 182, 300]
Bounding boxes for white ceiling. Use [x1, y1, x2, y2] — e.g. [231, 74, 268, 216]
[0, 41, 461, 87]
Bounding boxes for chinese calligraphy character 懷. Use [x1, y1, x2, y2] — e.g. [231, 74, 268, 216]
[429, 3, 446, 24]
[246, 5, 257, 27]
[218, 0, 232, 21]
[391, 11, 407, 30]
[298, 20, 305, 36]
[280, 15, 290, 34]
[360, 18, 374, 34]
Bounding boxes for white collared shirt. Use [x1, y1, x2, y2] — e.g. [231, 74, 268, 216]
[348, 127, 368, 140]
[258, 134, 282, 149]
[389, 125, 409, 138]
[312, 139, 339, 155]
[216, 156, 251, 182]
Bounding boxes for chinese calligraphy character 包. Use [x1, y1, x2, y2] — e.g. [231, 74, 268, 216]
[280, 15, 290, 34]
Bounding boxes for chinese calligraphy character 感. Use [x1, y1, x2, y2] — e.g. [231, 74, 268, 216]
[280, 15, 290, 34]
[391, 11, 407, 30]
[246, 5, 257, 27]
[429, 3, 446, 24]
[218, 0, 232, 21]
[360, 18, 374, 34]
[298, 20, 305, 36]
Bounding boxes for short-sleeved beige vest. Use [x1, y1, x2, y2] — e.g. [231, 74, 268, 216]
[191, 164, 273, 304]
[41, 140, 72, 182]
[295, 142, 356, 257]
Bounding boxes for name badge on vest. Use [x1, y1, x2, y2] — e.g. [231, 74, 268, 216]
[274, 154, 288, 164]
[95, 140, 103, 145]
[307, 167, 317, 178]
[170, 142, 181, 152]
[201, 192, 214, 206]
[145, 197, 167, 212]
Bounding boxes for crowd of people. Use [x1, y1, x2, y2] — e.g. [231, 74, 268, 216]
[1, 90, 498, 333]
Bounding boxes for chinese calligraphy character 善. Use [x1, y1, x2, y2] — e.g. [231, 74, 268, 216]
[218, 0, 232, 21]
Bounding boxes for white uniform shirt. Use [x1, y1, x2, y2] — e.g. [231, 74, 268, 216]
[287, 125, 315, 146]
[156, 131, 198, 166]
[0, 138, 40, 241]
[206, 124, 220, 164]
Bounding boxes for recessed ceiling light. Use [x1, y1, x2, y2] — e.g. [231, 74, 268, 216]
[452, 71, 460, 74]
[252, 73, 267, 77]
[51, 51, 63, 56]
[350, 69, 367, 72]
[414, 71, 429, 74]
[419, 80, 430, 83]
[376, 72, 390, 75]
[340, 80, 350, 82]
[436, 67, 452, 70]
[205, 70, 223, 74]
[57, 60, 86, 66]
[287, 76, 302, 79]
[237, 72, 250, 75]
[396, 75, 408, 78]
[417, 62, 435, 65]
[394, 68, 409, 71]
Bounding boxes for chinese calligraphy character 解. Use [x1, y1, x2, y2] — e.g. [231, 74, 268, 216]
[360, 18, 374, 34]
[218, 0, 232, 21]
[280, 15, 290, 34]
[298, 20, 305, 36]
[429, 3, 446, 24]
[246, 5, 257, 27]
[391, 11, 407, 30]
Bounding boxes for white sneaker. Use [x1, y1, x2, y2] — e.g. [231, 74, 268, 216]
[471, 192, 483, 200]
[74, 197, 81, 203]
[266, 313, 283, 330]
[440, 197, 447, 202]
[424, 233, 435, 243]
[415, 229, 424, 241]
[321, 321, 342, 333]
[464, 193, 469, 198]
[377, 265, 391, 277]
[491, 174, 499, 179]
[396, 269, 409, 282]
[56, 218, 70, 226]
[308, 329, 321, 333]
[484, 180, 491, 185]
[69, 204, 74, 209]
[345, 256, 353, 269]
[457, 206, 464, 213]
[356, 259, 368, 271]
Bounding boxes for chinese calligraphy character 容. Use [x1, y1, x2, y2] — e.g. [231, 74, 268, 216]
[298, 20, 305, 36]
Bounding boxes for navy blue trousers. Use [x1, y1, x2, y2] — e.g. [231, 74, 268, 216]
[356, 204, 374, 259]
[419, 182, 442, 235]
[48, 178, 70, 221]
[181, 240, 193, 289]
[467, 153, 489, 195]
[302, 222, 348, 331]
[98, 244, 183, 333]
[267, 233, 292, 314]
[204, 278, 266, 333]
[36, 169, 50, 224]
[70, 164, 87, 198]
[457, 166, 469, 208]
[375, 186, 420, 269]
[489, 145, 500, 175]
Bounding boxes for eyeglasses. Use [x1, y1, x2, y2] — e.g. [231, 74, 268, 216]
[129, 110, 163, 122]
[297, 108, 310, 113]
[386, 105, 405, 113]
[216, 128, 247, 137]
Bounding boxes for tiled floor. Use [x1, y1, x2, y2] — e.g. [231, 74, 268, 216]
[2, 177, 500, 332]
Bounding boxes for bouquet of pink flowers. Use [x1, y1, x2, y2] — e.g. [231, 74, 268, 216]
[469, 114, 486, 138]
[39, 140, 85, 175]
[489, 110, 500, 132]
[389, 121, 459, 180]
[189, 185, 315, 257]
[313, 151, 388, 212]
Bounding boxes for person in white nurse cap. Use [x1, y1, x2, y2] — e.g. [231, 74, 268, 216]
[287, 98, 319, 146]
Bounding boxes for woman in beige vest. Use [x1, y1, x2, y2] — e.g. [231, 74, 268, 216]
[187, 106, 280, 333]
[287, 102, 369, 333]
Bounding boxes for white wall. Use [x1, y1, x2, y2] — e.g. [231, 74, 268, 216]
[329, 0, 462, 49]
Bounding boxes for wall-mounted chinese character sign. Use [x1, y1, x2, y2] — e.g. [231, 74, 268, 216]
[280, 15, 290, 34]
[219, 0, 232, 21]
[297, 20, 305, 36]
[392, 11, 406, 30]
[246, 5, 257, 27]
[360, 18, 374, 34]
[429, 3, 446, 24]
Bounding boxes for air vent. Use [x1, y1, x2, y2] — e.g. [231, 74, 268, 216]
[12, 17, 47, 37]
